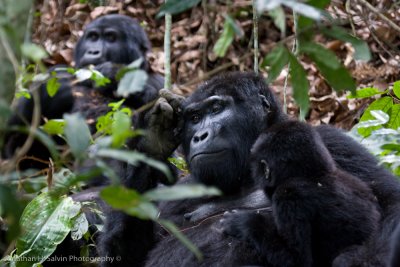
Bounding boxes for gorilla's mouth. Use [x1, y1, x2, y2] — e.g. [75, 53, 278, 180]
[190, 150, 227, 162]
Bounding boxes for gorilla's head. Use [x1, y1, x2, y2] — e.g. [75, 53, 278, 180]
[74, 14, 151, 69]
[251, 121, 335, 195]
[181, 72, 284, 194]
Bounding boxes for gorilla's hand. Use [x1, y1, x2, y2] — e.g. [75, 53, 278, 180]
[138, 89, 185, 159]
[93, 62, 122, 91]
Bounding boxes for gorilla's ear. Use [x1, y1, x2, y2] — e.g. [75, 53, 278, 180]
[259, 94, 271, 113]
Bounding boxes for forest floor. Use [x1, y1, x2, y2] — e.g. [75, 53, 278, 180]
[33, 0, 400, 130]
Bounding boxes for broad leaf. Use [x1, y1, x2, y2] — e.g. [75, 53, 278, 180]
[358, 96, 393, 137]
[95, 149, 173, 182]
[144, 184, 221, 201]
[301, 42, 356, 93]
[213, 15, 242, 58]
[321, 26, 371, 61]
[100, 186, 158, 220]
[268, 7, 286, 37]
[71, 213, 89, 241]
[46, 77, 61, 97]
[288, 53, 309, 119]
[262, 45, 289, 82]
[21, 43, 48, 62]
[64, 113, 91, 160]
[15, 194, 80, 267]
[157, 0, 201, 18]
[117, 69, 148, 97]
[347, 87, 386, 99]
[387, 104, 400, 130]
[257, 0, 324, 20]
[42, 119, 65, 135]
[393, 81, 400, 99]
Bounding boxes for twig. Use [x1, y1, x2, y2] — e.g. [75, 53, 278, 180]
[357, 0, 400, 34]
[345, 0, 356, 36]
[0, 29, 19, 77]
[3, 85, 42, 173]
[180, 53, 253, 88]
[252, 0, 259, 73]
[164, 1, 172, 90]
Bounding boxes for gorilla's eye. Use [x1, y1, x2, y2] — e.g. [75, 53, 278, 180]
[191, 114, 201, 124]
[260, 159, 270, 180]
[211, 103, 223, 114]
[87, 32, 99, 41]
[105, 32, 117, 42]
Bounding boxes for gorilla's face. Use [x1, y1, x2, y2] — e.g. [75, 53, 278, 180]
[182, 93, 267, 194]
[74, 15, 150, 68]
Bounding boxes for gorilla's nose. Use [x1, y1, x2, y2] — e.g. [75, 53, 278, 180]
[192, 129, 210, 145]
[86, 49, 101, 58]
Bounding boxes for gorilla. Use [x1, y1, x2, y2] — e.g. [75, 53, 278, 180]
[98, 72, 400, 267]
[222, 120, 380, 267]
[2, 14, 163, 167]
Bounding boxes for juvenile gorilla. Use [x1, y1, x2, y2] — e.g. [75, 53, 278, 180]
[3, 14, 163, 166]
[222, 120, 380, 267]
[99, 72, 400, 266]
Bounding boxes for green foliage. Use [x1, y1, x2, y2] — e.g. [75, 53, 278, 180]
[116, 59, 148, 98]
[258, 0, 366, 117]
[12, 194, 81, 267]
[351, 82, 400, 176]
[168, 156, 189, 173]
[42, 119, 65, 135]
[64, 113, 92, 161]
[20, 43, 48, 63]
[213, 14, 244, 58]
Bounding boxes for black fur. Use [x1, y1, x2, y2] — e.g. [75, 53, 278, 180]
[222, 120, 380, 267]
[100, 72, 400, 267]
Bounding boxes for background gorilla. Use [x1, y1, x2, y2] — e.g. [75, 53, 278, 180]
[3, 14, 163, 167]
[99, 72, 400, 267]
[222, 120, 380, 267]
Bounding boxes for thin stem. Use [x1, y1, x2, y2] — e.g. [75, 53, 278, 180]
[164, 11, 172, 90]
[252, 0, 259, 73]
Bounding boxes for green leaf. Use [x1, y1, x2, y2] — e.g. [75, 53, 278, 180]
[300, 42, 356, 93]
[41, 119, 65, 135]
[46, 77, 61, 97]
[387, 104, 400, 130]
[382, 144, 400, 152]
[111, 111, 133, 148]
[116, 58, 144, 81]
[300, 42, 340, 69]
[157, 0, 201, 18]
[393, 81, 400, 99]
[213, 16, 236, 58]
[71, 213, 89, 241]
[357, 96, 393, 137]
[144, 184, 221, 201]
[288, 53, 309, 119]
[321, 26, 371, 61]
[356, 110, 389, 129]
[262, 45, 289, 82]
[268, 7, 286, 36]
[168, 157, 188, 173]
[75, 69, 92, 82]
[21, 43, 48, 62]
[117, 69, 148, 98]
[281, 0, 324, 20]
[158, 219, 203, 260]
[95, 149, 173, 182]
[15, 89, 31, 99]
[100, 186, 159, 220]
[15, 194, 80, 267]
[64, 113, 91, 160]
[347, 87, 386, 99]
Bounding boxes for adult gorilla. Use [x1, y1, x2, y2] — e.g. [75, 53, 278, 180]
[2, 14, 163, 166]
[99, 72, 400, 266]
